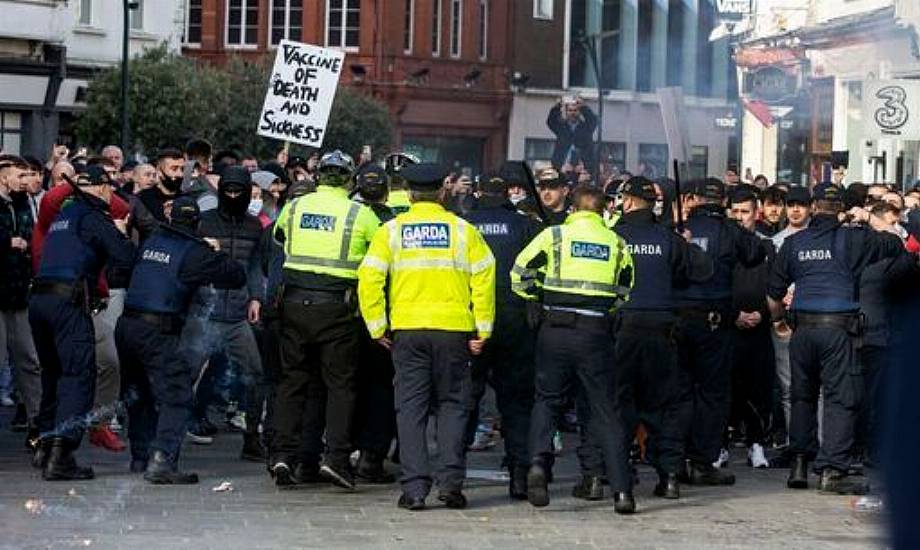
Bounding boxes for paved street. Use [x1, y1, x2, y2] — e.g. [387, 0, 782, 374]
[0, 409, 883, 550]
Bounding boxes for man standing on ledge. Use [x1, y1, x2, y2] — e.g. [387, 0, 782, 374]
[358, 163, 496, 512]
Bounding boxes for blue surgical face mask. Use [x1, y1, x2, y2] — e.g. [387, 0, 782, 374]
[247, 198, 263, 217]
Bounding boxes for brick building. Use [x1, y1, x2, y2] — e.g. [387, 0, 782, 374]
[182, 0, 513, 173]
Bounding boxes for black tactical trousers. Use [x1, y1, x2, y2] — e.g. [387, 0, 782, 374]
[730, 322, 775, 446]
[789, 324, 861, 472]
[614, 310, 683, 475]
[464, 303, 535, 468]
[272, 299, 360, 469]
[674, 314, 735, 466]
[115, 316, 191, 462]
[529, 312, 632, 493]
[392, 330, 473, 498]
[354, 332, 396, 457]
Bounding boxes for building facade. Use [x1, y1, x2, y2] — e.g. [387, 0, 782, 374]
[182, 0, 512, 174]
[736, 0, 920, 187]
[507, 0, 738, 180]
[0, 0, 184, 158]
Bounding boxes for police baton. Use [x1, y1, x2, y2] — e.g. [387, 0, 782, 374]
[520, 161, 550, 225]
[672, 159, 685, 234]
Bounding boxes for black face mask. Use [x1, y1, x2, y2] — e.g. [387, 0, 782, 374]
[160, 170, 182, 193]
[218, 186, 249, 219]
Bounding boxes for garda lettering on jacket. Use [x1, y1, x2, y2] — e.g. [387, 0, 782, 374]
[475, 222, 509, 236]
[798, 249, 832, 261]
[49, 219, 70, 232]
[300, 213, 336, 231]
[626, 243, 663, 256]
[570, 241, 610, 261]
[142, 249, 171, 264]
[401, 223, 450, 248]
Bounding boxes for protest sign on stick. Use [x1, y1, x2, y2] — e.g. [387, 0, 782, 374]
[257, 40, 345, 148]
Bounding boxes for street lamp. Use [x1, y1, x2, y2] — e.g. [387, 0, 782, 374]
[121, 0, 139, 154]
[578, 29, 619, 184]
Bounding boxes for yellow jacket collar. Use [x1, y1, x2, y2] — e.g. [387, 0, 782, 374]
[565, 210, 604, 226]
[316, 185, 349, 197]
[408, 201, 447, 214]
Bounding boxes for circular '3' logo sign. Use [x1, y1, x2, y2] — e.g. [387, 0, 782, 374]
[874, 85, 909, 132]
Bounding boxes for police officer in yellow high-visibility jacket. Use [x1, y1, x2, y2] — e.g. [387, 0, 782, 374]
[358, 163, 495, 512]
[510, 184, 638, 514]
[270, 150, 380, 491]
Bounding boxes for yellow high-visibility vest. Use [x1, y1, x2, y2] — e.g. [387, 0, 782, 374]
[386, 189, 411, 215]
[510, 210, 633, 306]
[275, 185, 380, 280]
[357, 201, 496, 339]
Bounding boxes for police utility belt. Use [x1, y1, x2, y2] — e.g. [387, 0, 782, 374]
[283, 286, 355, 307]
[791, 312, 864, 336]
[677, 306, 733, 331]
[123, 308, 183, 335]
[542, 305, 611, 330]
[32, 279, 105, 315]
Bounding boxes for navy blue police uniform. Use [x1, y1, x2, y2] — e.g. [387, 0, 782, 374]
[612, 177, 714, 499]
[463, 172, 542, 499]
[672, 178, 767, 485]
[29, 166, 135, 481]
[352, 165, 398, 483]
[115, 197, 246, 484]
[768, 183, 905, 494]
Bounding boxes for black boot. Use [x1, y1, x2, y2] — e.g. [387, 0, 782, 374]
[653, 473, 680, 499]
[437, 490, 468, 509]
[31, 438, 51, 470]
[509, 464, 529, 500]
[355, 451, 395, 483]
[786, 454, 809, 489]
[240, 433, 267, 462]
[571, 475, 604, 501]
[613, 492, 636, 514]
[526, 462, 550, 507]
[42, 438, 94, 481]
[688, 462, 735, 486]
[144, 450, 198, 484]
[818, 468, 869, 495]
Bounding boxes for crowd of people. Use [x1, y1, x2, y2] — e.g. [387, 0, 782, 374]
[0, 137, 918, 515]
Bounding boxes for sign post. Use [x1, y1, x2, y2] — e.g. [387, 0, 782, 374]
[257, 40, 346, 149]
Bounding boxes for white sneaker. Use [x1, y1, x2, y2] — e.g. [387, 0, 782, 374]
[186, 430, 214, 445]
[469, 429, 497, 451]
[109, 417, 123, 433]
[552, 431, 564, 455]
[0, 394, 14, 407]
[228, 412, 247, 432]
[713, 447, 731, 469]
[748, 443, 770, 469]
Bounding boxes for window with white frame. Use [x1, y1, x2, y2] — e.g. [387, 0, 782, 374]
[326, 0, 361, 50]
[0, 112, 23, 156]
[431, 0, 441, 56]
[184, 0, 203, 45]
[533, 0, 552, 20]
[449, 0, 461, 58]
[226, 0, 260, 47]
[478, 0, 487, 60]
[79, 0, 92, 25]
[129, 0, 144, 30]
[403, 0, 415, 53]
[270, 0, 303, 45]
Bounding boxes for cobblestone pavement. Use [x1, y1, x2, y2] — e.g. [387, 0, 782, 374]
[0, 409, 884, 550]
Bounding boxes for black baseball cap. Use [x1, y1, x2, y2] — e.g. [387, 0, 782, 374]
[75, 165, 111, 186]
[401, 162, 448, 190]
[812, 182, 843, 202]
[536, 168, 565, 188]
[170, 195, 201, 227]
[693, 178, 725, 201]
[620, 176, 657, 202]
[478, 172, 507, 194]
[785, 186, 812, 205]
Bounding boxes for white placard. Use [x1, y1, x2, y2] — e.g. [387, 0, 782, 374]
[863, 79, 920, 140]
[257, 40, 346, 148]
[657, 86, 691, 165]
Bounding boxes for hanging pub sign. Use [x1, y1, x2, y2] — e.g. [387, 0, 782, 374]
[743, 66, 798, 104]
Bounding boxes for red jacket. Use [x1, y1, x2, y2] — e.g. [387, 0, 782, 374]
[31, 185, 130, 296]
